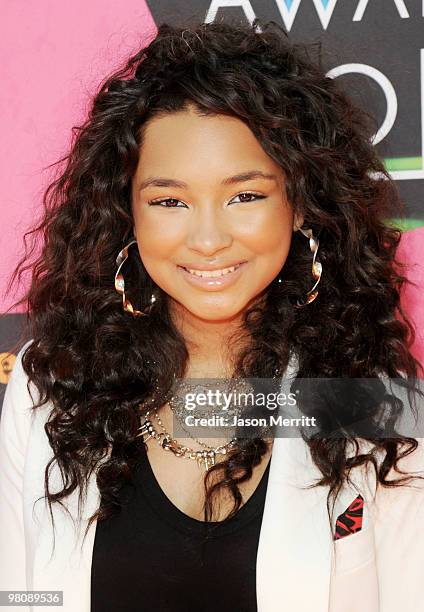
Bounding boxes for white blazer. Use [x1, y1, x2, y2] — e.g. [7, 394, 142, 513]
[1, 340, 424, 611]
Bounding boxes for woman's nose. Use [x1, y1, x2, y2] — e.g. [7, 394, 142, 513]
[185, 205, 233, 255]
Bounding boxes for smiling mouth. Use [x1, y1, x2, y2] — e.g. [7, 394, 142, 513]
[179, 263, 244, 278]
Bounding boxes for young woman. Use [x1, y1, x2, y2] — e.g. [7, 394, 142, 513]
[0, 19, 423, 612]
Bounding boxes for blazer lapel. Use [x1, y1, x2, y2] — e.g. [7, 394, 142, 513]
[255, 348, 379, 612]
[256, 435, 334, 612]
[24, 401, 104, 612]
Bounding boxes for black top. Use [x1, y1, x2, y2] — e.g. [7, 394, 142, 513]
[90, 442, 271, 612]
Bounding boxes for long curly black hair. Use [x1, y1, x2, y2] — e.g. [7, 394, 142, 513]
[5, 19, 424, 546]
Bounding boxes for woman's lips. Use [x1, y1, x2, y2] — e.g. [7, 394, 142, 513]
[177, 262, 248, 290]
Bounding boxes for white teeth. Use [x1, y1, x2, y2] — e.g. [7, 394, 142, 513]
[185, 264, 241, 278]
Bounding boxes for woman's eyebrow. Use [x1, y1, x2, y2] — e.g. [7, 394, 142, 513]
[138, 170, 278, 191]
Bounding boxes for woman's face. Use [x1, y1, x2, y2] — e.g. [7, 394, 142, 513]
[131, 105, 302, 322]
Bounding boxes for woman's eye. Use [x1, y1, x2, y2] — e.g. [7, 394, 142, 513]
[230, 192, 266, 204]
[147, 198, 186, 208]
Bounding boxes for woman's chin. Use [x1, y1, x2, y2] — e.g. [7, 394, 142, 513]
[178, 298, 248, 323]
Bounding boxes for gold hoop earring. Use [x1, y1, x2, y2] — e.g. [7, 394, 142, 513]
[114, 239, 157, 317]
[294, 227, 322, 308]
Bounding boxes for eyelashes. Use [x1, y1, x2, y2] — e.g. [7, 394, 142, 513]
[147, 192, 268, 208]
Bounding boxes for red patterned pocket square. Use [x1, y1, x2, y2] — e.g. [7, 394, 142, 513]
[334, 494, 364, 540]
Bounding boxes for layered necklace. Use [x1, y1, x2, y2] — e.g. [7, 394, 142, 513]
[136, 378, 253, 470]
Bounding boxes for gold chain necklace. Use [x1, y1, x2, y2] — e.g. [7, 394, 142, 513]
[136, 406, 239, 470]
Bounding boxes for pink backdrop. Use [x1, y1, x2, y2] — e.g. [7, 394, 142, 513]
[397, 227, 424, 371]
[0, 0, 156, 312]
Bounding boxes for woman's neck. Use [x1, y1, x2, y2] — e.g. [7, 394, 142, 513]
[169, 301, 248, 379]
